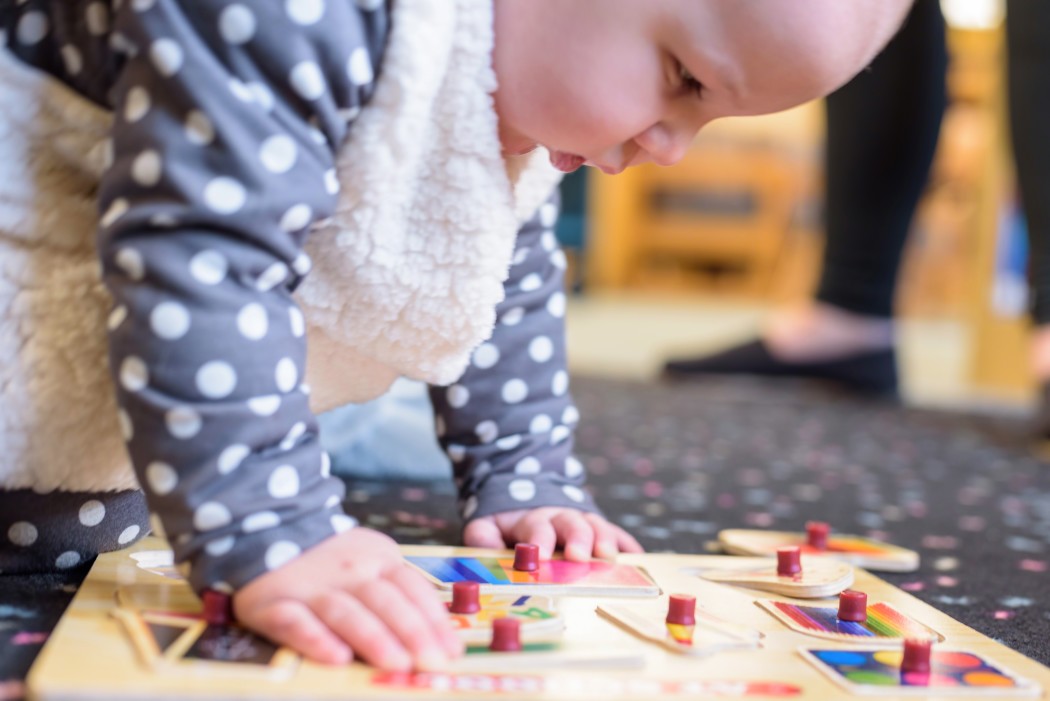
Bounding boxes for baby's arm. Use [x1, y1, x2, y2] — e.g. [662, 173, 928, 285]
[428, 190, 642, 559]
[98, 1, 457, 668]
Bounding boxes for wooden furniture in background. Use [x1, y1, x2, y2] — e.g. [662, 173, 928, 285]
[586, 105, 821, 298]
[957, 24, 1035, 401]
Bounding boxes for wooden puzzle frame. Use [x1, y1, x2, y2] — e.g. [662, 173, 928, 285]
[25, 540, 1050, 701]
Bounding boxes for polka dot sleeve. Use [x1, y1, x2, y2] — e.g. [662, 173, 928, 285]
[96, 0, 387, 595]
[428, 190, 601, 522]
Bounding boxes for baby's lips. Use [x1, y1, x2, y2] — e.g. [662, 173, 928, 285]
[549, 150, 585, 173]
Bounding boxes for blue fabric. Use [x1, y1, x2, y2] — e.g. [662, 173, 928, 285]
[319, 379, 451, 482]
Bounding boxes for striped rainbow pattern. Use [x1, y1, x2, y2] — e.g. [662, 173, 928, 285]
[407, 556, 654, 588]
[772, 601, 931, 638]
[820, 536, 892, 556]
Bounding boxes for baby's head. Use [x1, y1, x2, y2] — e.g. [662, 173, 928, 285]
[493, 0, 913, 173]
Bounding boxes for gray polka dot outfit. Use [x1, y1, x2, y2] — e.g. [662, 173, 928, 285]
[0, 0, 597, 594]
[430, 193, 598, 522]
[1, 490, 150, 574]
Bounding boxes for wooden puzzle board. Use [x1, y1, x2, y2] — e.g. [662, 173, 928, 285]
[26, 538, 1050, 701]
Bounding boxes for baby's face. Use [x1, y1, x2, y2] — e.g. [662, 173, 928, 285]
[492, 0, 911, 174]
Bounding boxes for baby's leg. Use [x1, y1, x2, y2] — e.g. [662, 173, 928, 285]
[0, 489, 149, 573]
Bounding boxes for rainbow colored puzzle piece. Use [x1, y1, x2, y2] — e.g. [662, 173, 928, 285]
[719, 529, 920, 572]
[448, 594, 558, 624]
[761, 601, 944, 644]
[406, 555, 659, 596]
[446, 594, 563, 645]
[804, 648, 1040, 695]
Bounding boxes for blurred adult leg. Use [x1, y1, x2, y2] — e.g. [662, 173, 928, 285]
[1006, 0, 1050, 428]
[816, 0, 948, 319]
[663, 0, 947, 395]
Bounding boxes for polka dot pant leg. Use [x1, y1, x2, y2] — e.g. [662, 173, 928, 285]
[429, 190, 600, 521]
[0, 489, 150, 574]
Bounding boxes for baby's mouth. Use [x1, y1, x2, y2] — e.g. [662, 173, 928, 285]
[549, 150, 585, 173]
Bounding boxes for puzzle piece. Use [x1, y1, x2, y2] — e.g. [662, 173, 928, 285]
[451, 613, 644, 671]
[406, 553, 660, 597]
[758, 600, 945, 644]
[719, 528, 919, 572]
[112, 584, 299, 678]
[694, 554, 854, 598]
[440, 583, 639, 668]
[444, 590, 564, 645]
[802, 647, 1042, 696]
[597, 600, 761, 657]
[111, 607, 298, 679]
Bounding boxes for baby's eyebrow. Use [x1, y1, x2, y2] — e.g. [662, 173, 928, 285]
[700, 52, 742, 99]
[675, 34, 741, 99]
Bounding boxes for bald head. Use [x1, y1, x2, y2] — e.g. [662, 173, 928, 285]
[490, 0, 917, 171]
[685, 0, 915, 115]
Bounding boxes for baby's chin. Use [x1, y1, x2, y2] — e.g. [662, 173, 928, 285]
[501, 142, 585, 174]
[502, 143, 540, 157]
[497, 122, 539, 157]
[499, 134, 540, 157]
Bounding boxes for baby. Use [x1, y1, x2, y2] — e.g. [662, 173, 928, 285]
[0, 0, 910, 673]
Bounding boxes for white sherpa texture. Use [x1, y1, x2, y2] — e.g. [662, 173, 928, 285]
[0, 0, 561, 490]
[299, 0, 563, 402]
[0, 49, 135, 492]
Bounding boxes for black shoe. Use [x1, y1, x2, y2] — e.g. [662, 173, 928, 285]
[662, 339, 899, 396]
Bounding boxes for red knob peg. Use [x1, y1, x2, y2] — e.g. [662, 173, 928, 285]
[450, 580, 481, 614]
[666, 594, 696, 626]
[838, 589, 868, 622]
[806, 521, 830, 550]
[489, 616, 522, 652]
[513, 543, 540, 572]
[902, 637, 932, 674]
[201, 589, 233, 626]
[776, 546, 802, 576]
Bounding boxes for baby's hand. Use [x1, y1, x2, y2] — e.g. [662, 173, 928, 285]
[463, 507, 644, 561]
[233, 528, 463, 669]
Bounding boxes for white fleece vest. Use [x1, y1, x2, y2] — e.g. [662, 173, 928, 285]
[0, 0, 562, 492]
[300, 0, 563, 413]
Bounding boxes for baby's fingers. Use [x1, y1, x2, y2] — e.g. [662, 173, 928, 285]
[463, 517, 506, 550]
[613, 523, 645, 554]
[309, 590, 413, 671]
[357, 579, 451, 671]
[239, 598, 351, 666]
[584, 513, 625, 559]
[551, 510, 594, 561]
[584, 513, 645, 557]
[515, 516, 557, 559]
[389, 565, 464, 659]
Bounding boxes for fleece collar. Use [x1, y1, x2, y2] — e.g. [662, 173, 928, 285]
[298, 0, 563, 407]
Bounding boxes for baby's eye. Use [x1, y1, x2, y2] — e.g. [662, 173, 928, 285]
[679, 62, 703, 98]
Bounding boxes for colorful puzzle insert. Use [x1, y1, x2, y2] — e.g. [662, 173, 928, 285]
[806, 536, 897, 557]
[448, 594, 557, 628]
[407, 556, 654, 588]
[665, 622, 695, 646]
[809, 649, 1026, 689]
[449, 594, 563, 648]
[770, 602, 934, 639]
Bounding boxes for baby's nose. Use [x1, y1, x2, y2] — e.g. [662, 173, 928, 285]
[639, 124, 694, 167]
